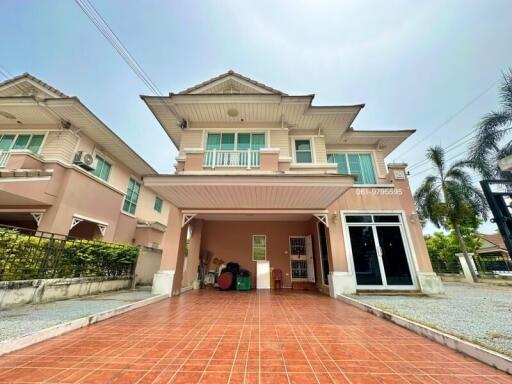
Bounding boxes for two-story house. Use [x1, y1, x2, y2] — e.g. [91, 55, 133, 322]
[0, 74, 169, 247]
[142, 71, 444, 297]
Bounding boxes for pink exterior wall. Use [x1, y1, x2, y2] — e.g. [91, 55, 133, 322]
[325, 165, 433, 275]
[199, 220, 313, 288]
[133, 226, 165, 248]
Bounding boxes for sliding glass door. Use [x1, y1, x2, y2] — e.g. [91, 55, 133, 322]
[346, 214, 415, 289]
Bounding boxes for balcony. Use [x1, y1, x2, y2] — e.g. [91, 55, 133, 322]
[204, 149, 261, 169]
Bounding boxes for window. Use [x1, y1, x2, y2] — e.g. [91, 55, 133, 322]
[154, 196, 163, 213]
[252, 235, 266, 261]
[91, 155, 111, 182]
[327, 153, 376, 184]
[205, 132, 266, 151]
[294, 139, 313, 163]
[0, 133, 44, 153]
[122, 178, 141, 215]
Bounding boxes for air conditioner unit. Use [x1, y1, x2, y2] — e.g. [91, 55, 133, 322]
[73, 151, 95, 171]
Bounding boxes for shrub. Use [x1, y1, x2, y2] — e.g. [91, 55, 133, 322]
[0, 228, 139, 281]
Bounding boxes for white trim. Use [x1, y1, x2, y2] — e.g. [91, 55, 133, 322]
[0, 208, 46, 213]
[289, 163, 337, 168]
[30, 212, 44, 225]
[313, 213, 329, 227]
[182, 209, 329, 215]
[72, 214, 109, 227]
[316, 221, 330, 287]
[0, 176, 51, 182]
[252, 234, 267, 261]
[259, 148, 280, 154]
[341, 210, 418, 290]
[182, 214, 196, 227]
[291, 136, 316, 164]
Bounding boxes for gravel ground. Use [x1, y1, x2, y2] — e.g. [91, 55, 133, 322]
[0, 288, 156, 342]
[352, 282, 512, 357]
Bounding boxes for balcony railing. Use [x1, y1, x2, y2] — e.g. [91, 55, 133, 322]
[0, 151, 9, 168]
[204, 149, 261, 169]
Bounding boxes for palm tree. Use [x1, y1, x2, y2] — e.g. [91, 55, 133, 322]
[468, 68, 512, 179]
[414, 146, 488, 282]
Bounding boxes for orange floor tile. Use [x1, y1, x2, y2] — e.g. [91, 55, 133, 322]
[0, 290, 510, 383]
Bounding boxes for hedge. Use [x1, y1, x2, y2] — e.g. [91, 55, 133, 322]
[0, 228, 139, 281]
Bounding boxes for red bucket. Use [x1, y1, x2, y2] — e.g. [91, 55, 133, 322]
[218, 272, 233, 291]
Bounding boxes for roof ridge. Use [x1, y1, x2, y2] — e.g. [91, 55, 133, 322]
[0, 73, 68, 97]
[178, 70, 287, 95]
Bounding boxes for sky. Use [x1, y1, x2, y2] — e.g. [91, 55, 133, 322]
[1, 0, 511, 234]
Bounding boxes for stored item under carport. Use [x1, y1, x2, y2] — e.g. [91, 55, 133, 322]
[236, 277, 251, 290]
[218, 272, 233, 291]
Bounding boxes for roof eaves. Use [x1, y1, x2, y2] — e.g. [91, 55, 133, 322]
[0, 73, 68, 97]
[45, 97, 158, 175]
[178, 70, 287, 95]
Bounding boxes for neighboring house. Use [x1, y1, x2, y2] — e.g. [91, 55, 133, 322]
[0, 74, 168, 248]
[142, 71, 444, 297]
[477, 234, 509, 259]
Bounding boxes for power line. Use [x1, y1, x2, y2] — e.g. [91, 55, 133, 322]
[74, 0, 162, 96]
[408, 149, 469, 179]
[393, 79, 499, 160]
[407, 130, 477, 171]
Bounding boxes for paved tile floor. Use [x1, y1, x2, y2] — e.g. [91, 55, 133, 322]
[0, 290, 510, 383]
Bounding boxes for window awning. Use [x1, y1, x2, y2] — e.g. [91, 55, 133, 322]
[143, 174, 354, 210]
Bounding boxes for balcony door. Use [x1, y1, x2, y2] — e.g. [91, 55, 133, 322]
[345, 214, 415, 289]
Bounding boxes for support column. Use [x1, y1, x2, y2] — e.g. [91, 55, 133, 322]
[181, 220, 203, 290]
[152, 204, 187, 296]
[326, 210, 356, 297]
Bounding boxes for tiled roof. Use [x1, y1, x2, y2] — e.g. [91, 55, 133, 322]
[481, 234, 506, 250]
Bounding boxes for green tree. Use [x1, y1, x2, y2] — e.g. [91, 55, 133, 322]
[414, 146, 488, 282]
[468, 68, 512, 179]
[425, 226, 481, 274]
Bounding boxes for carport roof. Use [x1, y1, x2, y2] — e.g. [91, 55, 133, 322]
[142, 174, 354, 210]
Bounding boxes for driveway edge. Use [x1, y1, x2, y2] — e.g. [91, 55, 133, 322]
[337, 294, 512, 375]
[0, 293, 168, 356]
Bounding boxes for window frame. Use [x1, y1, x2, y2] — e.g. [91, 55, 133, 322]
[204, 132, 266, 151]
[91, 154, 112, 182]
[154, 196, 163, 213]
[122, 178, 141, 215]
[0, 132, 46, 154]
[292, 137, 314, 164]
[252, 234, 267, 261]
[327, 151, 377, 184]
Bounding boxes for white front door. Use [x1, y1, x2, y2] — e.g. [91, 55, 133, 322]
[290, 236, 315, 282]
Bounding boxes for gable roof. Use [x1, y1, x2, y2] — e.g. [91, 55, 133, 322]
[481, 234, 506, 250]
[178, 70, 287, 95]
[0, 73, 156, 175]
[0, 73, 68, 98]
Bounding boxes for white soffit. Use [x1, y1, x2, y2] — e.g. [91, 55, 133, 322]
[143, 175, 353, 210]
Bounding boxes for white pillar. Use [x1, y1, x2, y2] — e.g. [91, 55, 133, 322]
[456, 253, 477, 283]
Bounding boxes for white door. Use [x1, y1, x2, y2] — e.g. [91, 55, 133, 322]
[256, 261, 271, 289]
[290, 236, 315, 282]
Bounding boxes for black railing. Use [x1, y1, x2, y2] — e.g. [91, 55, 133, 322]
[430, 257, 463, 275]
[0, 224, 139, 281]
[474, 254, 512, 276]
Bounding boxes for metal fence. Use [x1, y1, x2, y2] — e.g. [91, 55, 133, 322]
[474, 254, 512, 276]
[430, 257, 463, 275]
[0, 224, 139, 281]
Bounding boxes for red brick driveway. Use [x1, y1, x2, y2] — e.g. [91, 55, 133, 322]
[0, 290, 509, 383]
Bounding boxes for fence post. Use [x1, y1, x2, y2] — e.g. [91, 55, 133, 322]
[455, 253, 477, 283]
